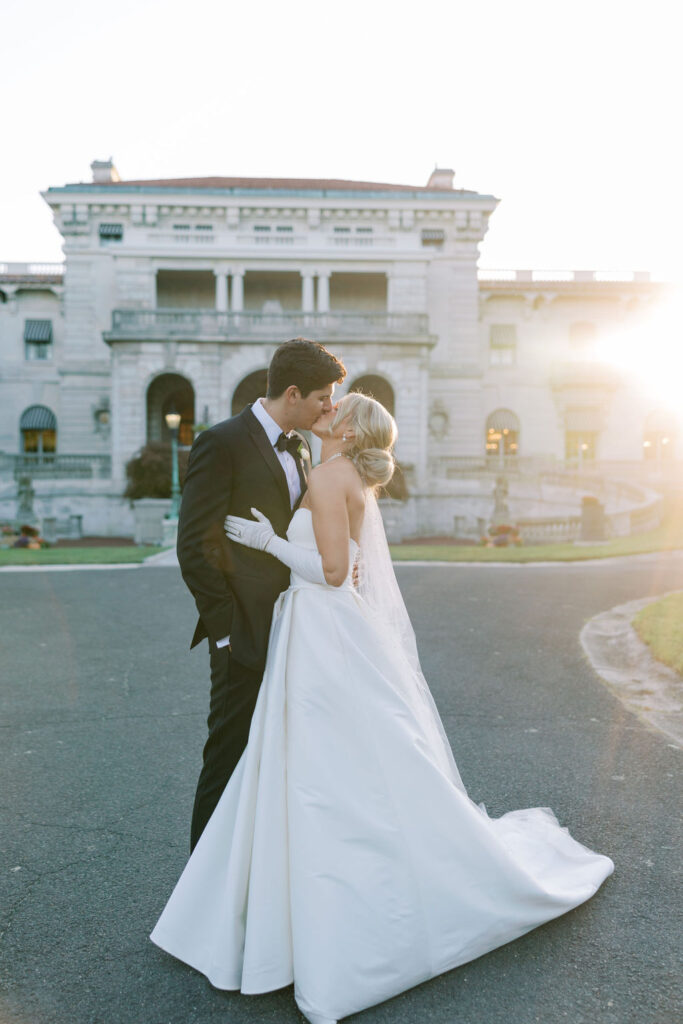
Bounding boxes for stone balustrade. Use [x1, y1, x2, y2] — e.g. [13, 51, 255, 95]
[0, 262, 64, 278]
[105, 309, 432, 344]
[478, 269, 654, 283]
[8, 454, 112, 480]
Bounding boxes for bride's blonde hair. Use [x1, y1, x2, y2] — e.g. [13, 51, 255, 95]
[329, 391, 397, 489]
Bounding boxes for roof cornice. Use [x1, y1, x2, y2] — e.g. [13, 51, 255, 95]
[43, 183, 498, 203]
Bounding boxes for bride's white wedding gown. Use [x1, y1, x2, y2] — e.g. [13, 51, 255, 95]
[151, 508, 614, 1024]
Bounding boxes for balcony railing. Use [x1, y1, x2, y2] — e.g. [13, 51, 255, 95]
[0, 262, 64, 278]
[10, 454, 112, 479]
[105, 309, 433, 344]
[478, 269, 655, 284]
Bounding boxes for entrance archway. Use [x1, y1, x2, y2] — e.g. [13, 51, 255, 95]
[348, 374, 395, 416]
[232, 369, 268, 415]
[146, 373, 195, 446]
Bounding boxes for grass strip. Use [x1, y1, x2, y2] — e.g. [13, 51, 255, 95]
[632, 593, 683, 676]
[0, 546, 163, 566]
[389, 518, 683, 563]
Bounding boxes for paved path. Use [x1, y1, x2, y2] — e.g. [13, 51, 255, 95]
[1, 552, 682, 1024]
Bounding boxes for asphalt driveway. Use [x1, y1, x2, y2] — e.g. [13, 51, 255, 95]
[1, 551, 681, 1024]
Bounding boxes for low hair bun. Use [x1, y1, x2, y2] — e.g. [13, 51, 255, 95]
[353, 447, 395, 489]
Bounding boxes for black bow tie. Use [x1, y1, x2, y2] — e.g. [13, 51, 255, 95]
[275, 432, 301, 457]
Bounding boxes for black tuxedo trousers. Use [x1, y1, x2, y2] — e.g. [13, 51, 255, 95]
[176, 405, 309, 850]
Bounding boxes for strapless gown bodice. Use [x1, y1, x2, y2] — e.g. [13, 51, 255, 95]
[285, 507, 358, 592]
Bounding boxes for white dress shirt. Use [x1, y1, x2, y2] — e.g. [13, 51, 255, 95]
[250, 398, 302, 509]
[216, 399, 302, 649]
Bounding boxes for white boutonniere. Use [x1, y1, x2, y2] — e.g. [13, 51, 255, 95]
[298, 444, 310, 461]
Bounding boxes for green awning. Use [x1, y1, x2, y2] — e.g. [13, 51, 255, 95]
[99, 223, 123, 237]
[24, 319, 53, 342]
[20, 405, 57, 431]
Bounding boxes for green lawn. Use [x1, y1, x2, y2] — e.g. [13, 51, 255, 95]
[389, 517, 683, 563]
[0, 546, 163, 566]
[632, 592, 683, 676]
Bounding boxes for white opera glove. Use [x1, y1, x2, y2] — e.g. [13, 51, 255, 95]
[225, 509, 275, 552]
[225, 508, 326, 585]
[264, 534, 326, 585]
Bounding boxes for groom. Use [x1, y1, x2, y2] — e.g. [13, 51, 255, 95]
[177, 337, 346, 849]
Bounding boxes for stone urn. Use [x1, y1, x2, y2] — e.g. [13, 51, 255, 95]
[132, 498, 171, 545]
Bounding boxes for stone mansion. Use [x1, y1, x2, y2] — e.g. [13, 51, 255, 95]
[0, 160, 678, 540]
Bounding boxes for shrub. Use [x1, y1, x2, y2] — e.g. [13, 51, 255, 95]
[124, 442, 189, 501]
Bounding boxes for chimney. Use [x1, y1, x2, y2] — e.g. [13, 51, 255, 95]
[426, 168, 454, 190]
[91, 158, 121, 184]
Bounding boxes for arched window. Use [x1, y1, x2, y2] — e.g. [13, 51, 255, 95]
[643, 410, 676, 460]
[20, 405, 57, 454]
[146, 374, 195, 446]
[232, 369, 268, 415]
[347, 374, 395, 416]
[486, 409, 519, 457]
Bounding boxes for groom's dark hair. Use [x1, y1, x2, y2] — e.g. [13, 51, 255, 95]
[267, 337, 346, 398]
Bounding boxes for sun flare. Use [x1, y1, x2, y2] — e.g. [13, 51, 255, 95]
[595, 288, 683, 412]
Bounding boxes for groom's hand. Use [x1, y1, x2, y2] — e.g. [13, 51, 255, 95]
[225, 508, 275, 552]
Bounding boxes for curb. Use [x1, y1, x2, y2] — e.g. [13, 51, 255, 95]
[580, 592, 683, 748]
[0, 562, 141, 573]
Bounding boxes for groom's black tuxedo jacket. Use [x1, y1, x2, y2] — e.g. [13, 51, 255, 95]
[177, 404, 310, 672]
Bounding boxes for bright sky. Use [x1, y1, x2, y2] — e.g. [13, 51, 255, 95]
[1, 0, 680, 279]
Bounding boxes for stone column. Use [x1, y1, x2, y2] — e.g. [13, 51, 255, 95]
[316, 271, 330, 313]
[214, 270, 228, 312]
[231, 271, 244, 312]
[301, 271, 314, 313]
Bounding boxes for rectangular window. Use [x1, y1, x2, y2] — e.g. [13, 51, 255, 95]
[99, 223, 123, 243]
[24, 319, 53, 361]
[195, 224, 213, 231]
[489, 324, 517, 366]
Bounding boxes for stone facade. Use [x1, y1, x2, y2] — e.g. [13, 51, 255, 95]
[0, 162, 678, 539]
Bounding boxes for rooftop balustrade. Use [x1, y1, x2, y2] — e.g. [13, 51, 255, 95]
[0, 262, 64, 279]
[478, 269, 655, 283]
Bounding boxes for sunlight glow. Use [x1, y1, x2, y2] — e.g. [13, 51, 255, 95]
[595, 289, 683, 412]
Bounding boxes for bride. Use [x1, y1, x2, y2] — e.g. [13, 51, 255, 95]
[151, 392, 614, 1024]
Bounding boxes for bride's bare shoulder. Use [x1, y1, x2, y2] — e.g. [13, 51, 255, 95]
[307, 458, 364, 502]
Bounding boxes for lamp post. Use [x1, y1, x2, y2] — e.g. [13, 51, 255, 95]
[659, 435, 670, 463]
[165, 409, 182, 519]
